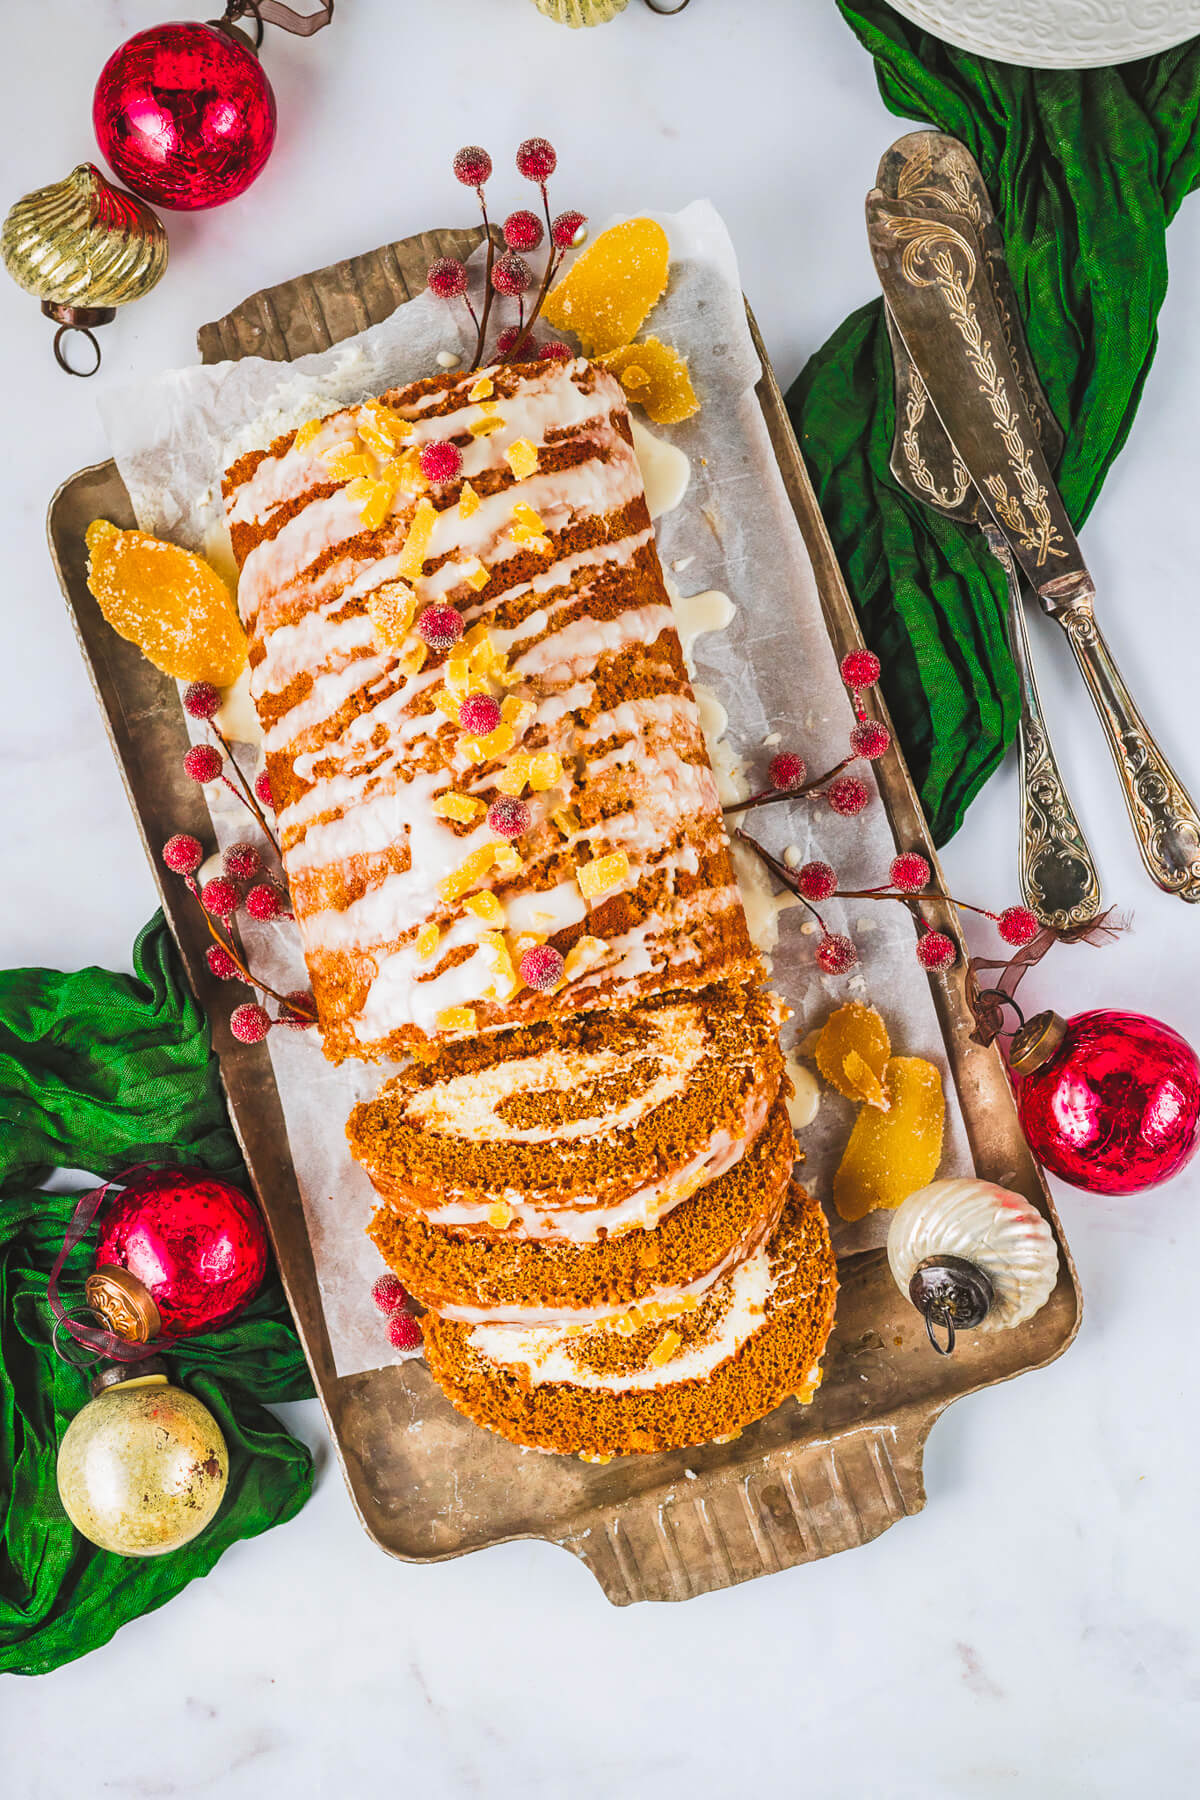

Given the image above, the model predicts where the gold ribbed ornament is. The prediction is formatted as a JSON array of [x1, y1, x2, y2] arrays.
[[530, 0, 630, 23], [1, 163, 168, 375]]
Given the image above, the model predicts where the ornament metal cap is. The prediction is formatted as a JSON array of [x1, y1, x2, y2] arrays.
[[89, 1356, 168, 1398], [85, 1265, 162, 1343], [908, 1255, 994, 1355], [1008, 1009, 1069, 1076]]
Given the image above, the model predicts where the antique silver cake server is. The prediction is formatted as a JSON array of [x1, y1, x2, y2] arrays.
[[876, 132, 1100, 928], [868, 182, 1200, 902]]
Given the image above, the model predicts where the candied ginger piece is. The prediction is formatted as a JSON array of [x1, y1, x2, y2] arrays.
[[398, 498, 437, 579], [433, 790, 483, 822], [293, 417, 325, 450], [497, 753, 532, 796], [438, 843, 495, 902], [505, 438, 539, 480], [816, 1002, 891, 1110], [324, 443, 373, 483], [488, 1200, 513, 1230], [468, 412, 506, 438], [833, 1056, 944, 1222], [578, 850, 630, 899], [493, 844, 523, 878], [432, 687, 462, 721], [475, 723, 516, 759], [458, 482, 481, 519], [461, 558, 490, 592], [84, 520, 246, 685], [563, 934, 606, 979], [528, 751, 563, 791], [415, 923, 441, 960], [648, 1328, 682, 1369], [365, 577, 415, 648], [398, 641, 428, 677], [464, 890, 504, 923], [543, 218, 670, 356], [599, 338, 699, 424], [437, 1006, 476, 1033], [480, 930, 518, 1000], [469, 374, 494, 401]]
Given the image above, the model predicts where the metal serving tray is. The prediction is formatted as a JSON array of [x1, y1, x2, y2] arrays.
[[47, 227, 1079, 1603]]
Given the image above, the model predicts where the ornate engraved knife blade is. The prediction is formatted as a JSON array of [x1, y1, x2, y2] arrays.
[[867, 187, 1200, 903]]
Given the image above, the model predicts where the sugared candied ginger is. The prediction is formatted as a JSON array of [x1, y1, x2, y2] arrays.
[[84, 520, 247, 685], [599, 337, 699, 424], [833, 1056, 945, 1222], [543, 217, 670, 356], [816, 1002, 891, 1110]]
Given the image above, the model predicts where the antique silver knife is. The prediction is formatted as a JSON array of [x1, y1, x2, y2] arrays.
[[868, 186, 1200, 901]]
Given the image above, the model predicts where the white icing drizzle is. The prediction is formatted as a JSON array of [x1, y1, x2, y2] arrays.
[[631, 418, 690, 519]]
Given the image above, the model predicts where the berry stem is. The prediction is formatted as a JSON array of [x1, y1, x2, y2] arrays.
[[722, 754, 856, 818], [185, 877, 316, 1020], [210, 724, 280, 850], [733, 830, 827, 931], [469, 200, 498, 371]]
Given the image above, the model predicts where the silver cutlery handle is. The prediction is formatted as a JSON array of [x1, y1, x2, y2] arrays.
[[985, 529, 1102, 927], [1057, 603, 1200, 900]]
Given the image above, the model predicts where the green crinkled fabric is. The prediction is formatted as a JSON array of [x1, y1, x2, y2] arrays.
[[0, 913, 314, 1678], [787, 1, 1200, 843]]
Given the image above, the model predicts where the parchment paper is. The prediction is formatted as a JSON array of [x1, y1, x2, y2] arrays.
[[102, 201, 973, 1379]]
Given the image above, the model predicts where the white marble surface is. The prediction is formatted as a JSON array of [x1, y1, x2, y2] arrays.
[[4, 1, 1200, 1791]]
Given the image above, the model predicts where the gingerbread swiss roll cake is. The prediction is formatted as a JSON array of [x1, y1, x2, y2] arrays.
[[223, 356, 758, 1063], [367, 1097, 797, 1327], [346, 982, 785, 1242], [420, 1183, 839, 1459]]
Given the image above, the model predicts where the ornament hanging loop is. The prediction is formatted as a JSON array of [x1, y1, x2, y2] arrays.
[[221, 0, 334, 40], [923, 1310, 957, 1356], [643, 0, 692, 11], [43, 302, 113, 377]]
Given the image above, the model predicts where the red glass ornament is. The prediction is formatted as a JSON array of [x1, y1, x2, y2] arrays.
[[1010, 1009, 1200, 1195], [93, 1167, 269, 1335], [93, 23, 276, 212]]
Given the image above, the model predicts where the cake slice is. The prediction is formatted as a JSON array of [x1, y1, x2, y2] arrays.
[[420, 1183, 839, 1458], [367, 1097, 796, 1326], [223, 356, 757, 1063], [346, 982, 784, 1242]]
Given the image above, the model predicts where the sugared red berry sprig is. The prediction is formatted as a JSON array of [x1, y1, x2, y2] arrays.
[[430, 139, 585, 371], [734, 832, 1039, 976], [183, 682, 279, 852], [159, 832, 315, 1038], [723, 652, 889, 821]]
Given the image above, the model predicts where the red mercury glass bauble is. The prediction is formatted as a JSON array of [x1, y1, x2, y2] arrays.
[[1010, 1009, 1200, 1195], [93, 1168, 269, 1336], [93, 23, 277, 212]]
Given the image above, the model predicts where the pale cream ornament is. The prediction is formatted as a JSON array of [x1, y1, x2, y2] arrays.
[[887, 1178, 1059, 1354]]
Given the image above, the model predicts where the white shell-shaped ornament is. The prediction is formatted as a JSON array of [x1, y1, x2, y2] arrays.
[[888, 1178, 1059, 1332]]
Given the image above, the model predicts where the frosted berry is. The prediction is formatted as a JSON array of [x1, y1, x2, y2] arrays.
[[840, 649, 881, 691], [889, 852, 931, 893], [453, 145, 492, 188], [492, 252, 533, 296], [997, 904, 1040, 947], [254, 770, 274, 808], [520, 944, 565, 992], [230, 1002, 271, 1044], [372, 1273, 407, 1314], [205, 944, 241, 981], [797, 860, 838, 902], [223, 841, 261, 883], [916, 930, 957, 971], [184, 744, 222, 784], [183, 680, 220, 720], [849, 719, 890, 760], [537, 341, 572, 361], [768, 751, 806, 790], [827, 774, 871, 817], [200, 876, 239, 919], [419, 440, 462, 483], [551, 209, 587, 248], [246, 882, 287, 921], [816, 933, 858, 975], [494, 326, 523, 357], [417, 605, 464, 651], [503, 208, 544, 251], [459, 694, 502, 736], [278, 989, 316, 1028], [162, 832, 203, 874], [427, 256, 468, 299], [386, 1309, 423, 1351], [487, 796, 530, 839], [516, 137, 557, 184]]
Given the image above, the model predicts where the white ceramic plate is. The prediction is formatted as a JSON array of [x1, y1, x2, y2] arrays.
[[885, 0, 1200, 69]]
